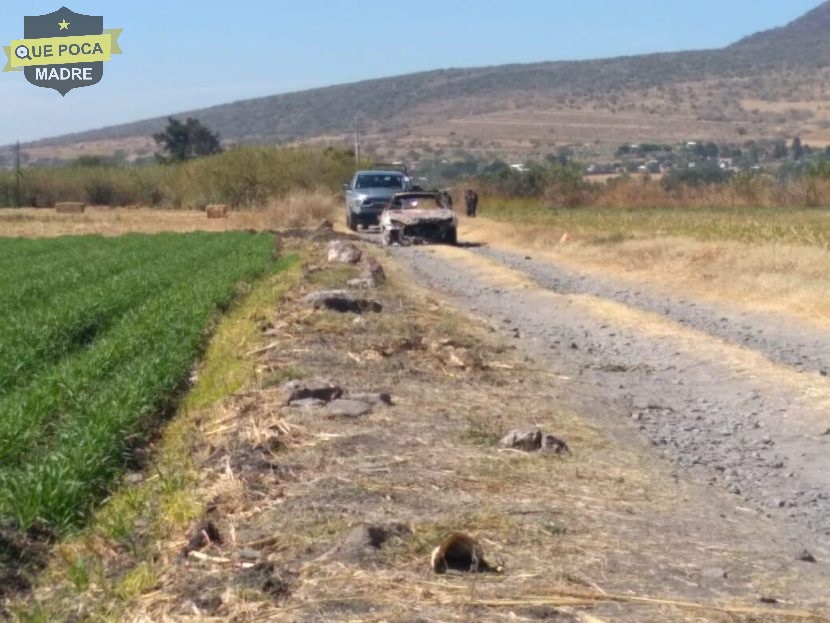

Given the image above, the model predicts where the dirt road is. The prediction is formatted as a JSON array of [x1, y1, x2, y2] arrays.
[[24, 230, 829, 621], [379, 236, 830, 560]]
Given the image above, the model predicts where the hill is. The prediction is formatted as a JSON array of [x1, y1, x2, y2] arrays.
[[8, 1, 830, 165]]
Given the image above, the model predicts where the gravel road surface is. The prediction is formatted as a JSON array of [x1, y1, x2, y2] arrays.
[[383, 240, 830, 561]]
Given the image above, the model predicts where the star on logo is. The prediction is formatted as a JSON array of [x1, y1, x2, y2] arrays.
[[58, 19, 70, 30]]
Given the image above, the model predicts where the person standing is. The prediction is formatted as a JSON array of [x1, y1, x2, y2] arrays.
[[464, 189, 478, 217]]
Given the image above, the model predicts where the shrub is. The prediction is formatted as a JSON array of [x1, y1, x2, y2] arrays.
[[0, 146, 356, 209], [662, 163, 731, 191]]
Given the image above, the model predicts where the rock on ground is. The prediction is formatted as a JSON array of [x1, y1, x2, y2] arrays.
[[348, 257, 386, 289], [337, 523, 411, 565], [348, 392, 393, 406], [281, 379, 343, 405], [327, 398, 372, 418], [301, 290, 383, 313], [327, 240, 362, 264], [500, 428, 570, 454]]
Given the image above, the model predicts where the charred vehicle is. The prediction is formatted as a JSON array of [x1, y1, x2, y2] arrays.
[[379, 191, 457, 246]]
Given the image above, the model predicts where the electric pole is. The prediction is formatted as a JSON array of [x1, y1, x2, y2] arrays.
[[15, 141, 21, 209], [353, 117, 360, 167]]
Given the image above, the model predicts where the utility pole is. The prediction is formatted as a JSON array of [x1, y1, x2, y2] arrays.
[[15, 141, 21, 209], [353, 117, 360, 167]]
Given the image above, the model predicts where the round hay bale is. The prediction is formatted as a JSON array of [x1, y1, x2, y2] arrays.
[[206, 204, 230, 218]]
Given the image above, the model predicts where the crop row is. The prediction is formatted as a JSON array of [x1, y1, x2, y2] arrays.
[[0, 231, 280, 530]]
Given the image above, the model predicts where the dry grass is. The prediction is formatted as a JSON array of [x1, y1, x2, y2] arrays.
[[16, 237, 828, 622], [245, 188, 338, 230], [0, 189, 338, 238], [483, 176, 830, 214], [460, 208, 830, 329]]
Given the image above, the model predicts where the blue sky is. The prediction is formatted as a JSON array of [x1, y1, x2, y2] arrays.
[[0, 0, 822, 145]]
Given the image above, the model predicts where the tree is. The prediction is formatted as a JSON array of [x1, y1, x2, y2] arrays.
[[745, 141, 760, 165], [791, 136, 804, 161], [771, 140, 788, 160], [153, 117, 222, 163]]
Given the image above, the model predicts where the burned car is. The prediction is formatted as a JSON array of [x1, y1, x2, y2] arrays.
[[379, 191, 457, 246]]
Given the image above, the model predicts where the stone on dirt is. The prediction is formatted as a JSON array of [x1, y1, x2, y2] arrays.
[[327, 240, 362, 264], [348, 392, 393, 406], [301, 290, 383, 313], [363, 257, 386, 284], [443, 346, 477, 369], [236, 562, 294, 599], [500, 428, 570, 455], [281, 379, 343, 405], [337, 523, 412, 565], [347, 257, 386, 288], [327, 398, 372, 418], [288, 397, 327, 409], [238, 547, 262, 561], [797, 549, 817, 563], [347, 257, 386, 289]]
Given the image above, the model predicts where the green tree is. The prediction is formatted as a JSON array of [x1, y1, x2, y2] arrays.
[[807, 156, 830, 179], [153, 117, 223, 163], [771, 140, 788, 160], [745, 141, 760, 165], [791, 136, 804, 161]]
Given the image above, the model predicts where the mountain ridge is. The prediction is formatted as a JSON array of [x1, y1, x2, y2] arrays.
[[10, 1, 830, 163]]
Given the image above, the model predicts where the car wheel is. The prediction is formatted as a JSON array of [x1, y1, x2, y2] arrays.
[[346, 212, 356, 231], [445, 228, 457, 245]]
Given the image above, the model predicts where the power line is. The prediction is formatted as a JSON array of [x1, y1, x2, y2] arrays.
[[354, 117, 360, 166], [15, 141, 21, 209]]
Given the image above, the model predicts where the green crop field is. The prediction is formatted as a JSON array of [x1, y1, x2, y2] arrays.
[[0, 231, 280, 532]]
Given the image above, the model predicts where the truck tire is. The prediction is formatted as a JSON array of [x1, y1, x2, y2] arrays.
[[445, 228, 457, 245], [346, 212, 357, 231]]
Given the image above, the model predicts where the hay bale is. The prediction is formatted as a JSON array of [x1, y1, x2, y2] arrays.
[[206, 204, 229, 219], [55, 202, 86, 214]]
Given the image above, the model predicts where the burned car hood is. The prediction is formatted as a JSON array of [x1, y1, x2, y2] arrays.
[[385, 208, 454, 225]]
